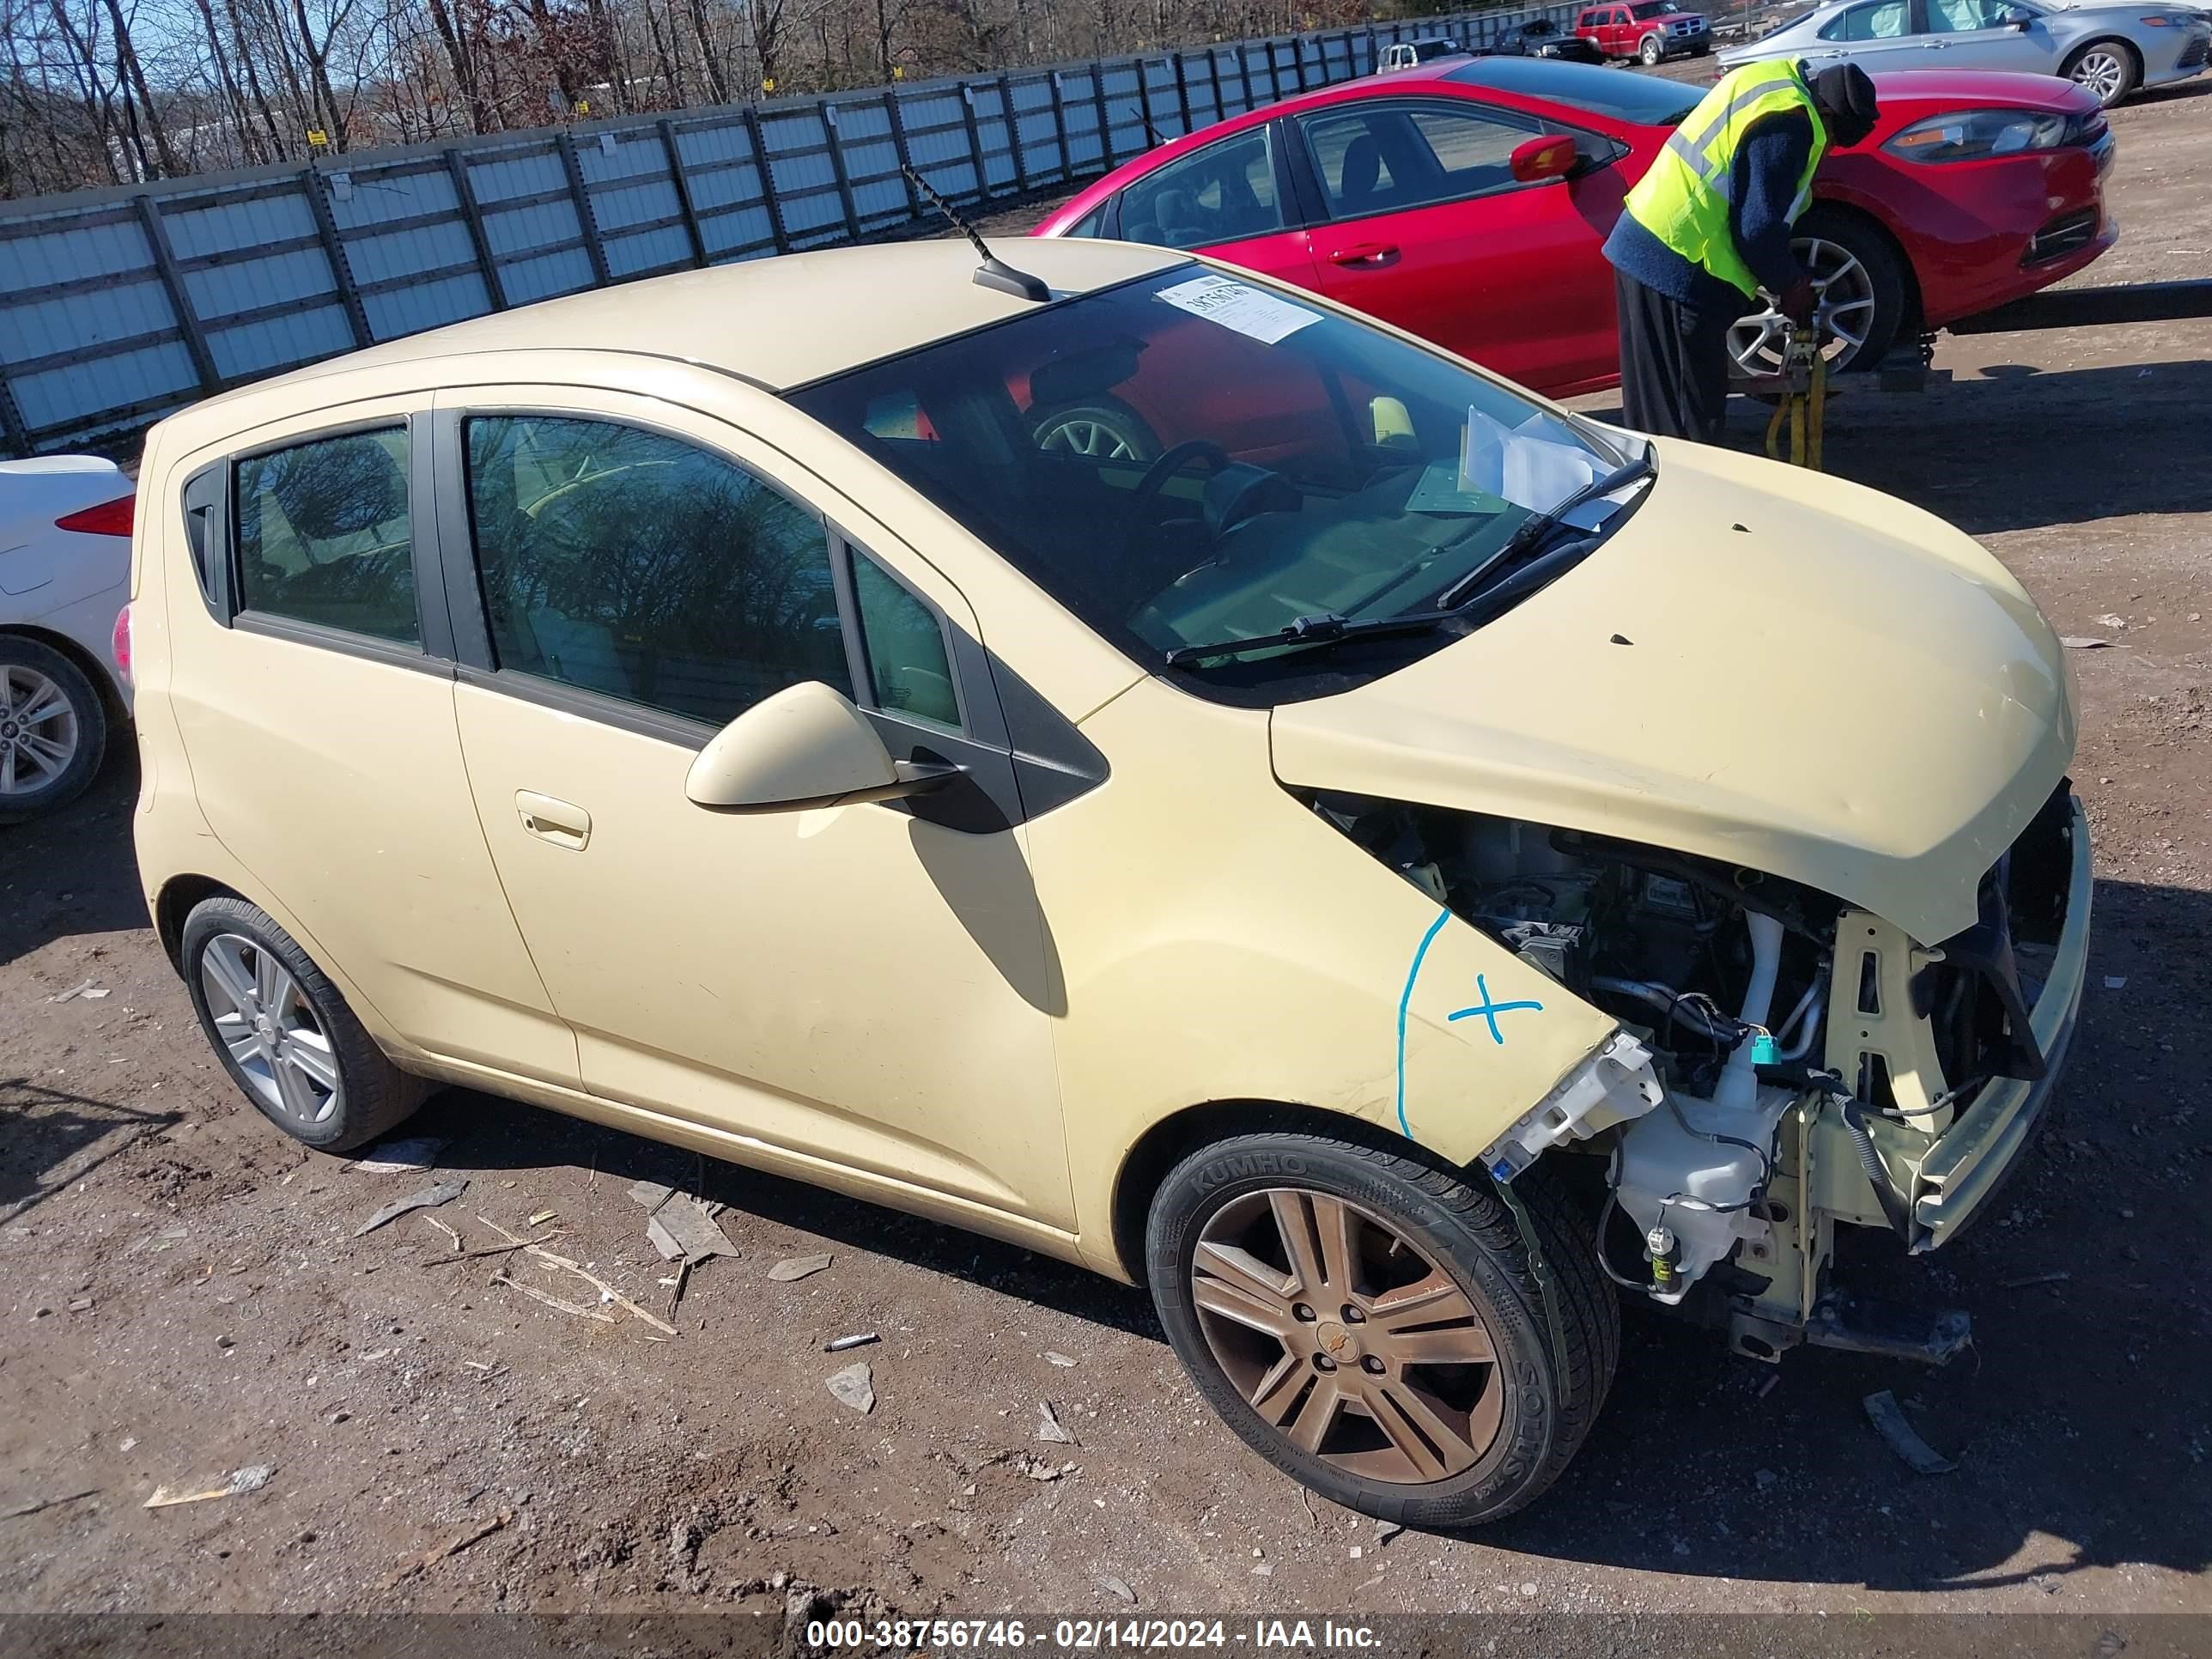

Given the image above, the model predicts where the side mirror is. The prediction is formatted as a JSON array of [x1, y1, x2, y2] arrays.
[[2009, 12, 2033, 27], [1510, 134, 1579, 185], [685, 680, 957, 812]]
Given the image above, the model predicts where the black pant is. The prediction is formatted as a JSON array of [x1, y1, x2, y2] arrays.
[[1613, 267, 1735, 445]]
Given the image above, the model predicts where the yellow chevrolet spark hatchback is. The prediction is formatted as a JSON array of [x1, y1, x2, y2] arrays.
[[126, 237, 2089, 1526]]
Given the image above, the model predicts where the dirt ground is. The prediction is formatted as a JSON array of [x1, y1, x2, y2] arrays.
[[3, 64, 2209, 1655]]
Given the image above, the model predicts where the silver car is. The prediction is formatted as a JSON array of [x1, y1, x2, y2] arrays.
[[1719, 0, 2211, 105]]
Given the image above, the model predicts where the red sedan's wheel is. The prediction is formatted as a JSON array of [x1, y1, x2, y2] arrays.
[[1729, 208, 1904, 379]]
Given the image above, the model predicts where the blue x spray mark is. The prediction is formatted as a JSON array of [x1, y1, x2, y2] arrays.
[[1394, 912, 1548, 1139], [1448, 974, 1546, 1046]]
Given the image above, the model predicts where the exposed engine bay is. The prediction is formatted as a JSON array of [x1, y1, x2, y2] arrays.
[[1310, 789, 2074, 1351]]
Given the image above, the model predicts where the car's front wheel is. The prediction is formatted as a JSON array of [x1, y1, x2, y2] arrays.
[[1639, 32, 1664, 63], [1146, 1132, 1617, 1528], [0, 636, 106, 824], [2062, 39, 2138, 106], [1728, 206, 1905, 379], [181, 896, 428, 1152]]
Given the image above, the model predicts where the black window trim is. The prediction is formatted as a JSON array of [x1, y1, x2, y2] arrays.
[[222, 410, 447, 666]]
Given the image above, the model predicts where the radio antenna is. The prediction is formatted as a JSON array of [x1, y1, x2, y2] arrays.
[[901, 163, 1051, 303]]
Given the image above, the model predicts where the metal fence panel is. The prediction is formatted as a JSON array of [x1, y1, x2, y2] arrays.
[[0, 2, 1579, 454]]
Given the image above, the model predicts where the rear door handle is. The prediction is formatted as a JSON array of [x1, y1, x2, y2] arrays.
[[1329, 242, 1400, 267], [516, 790, 591, 851]]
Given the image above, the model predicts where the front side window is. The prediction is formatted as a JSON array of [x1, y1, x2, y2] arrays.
[[1116, 130, 1284, 250], [1301, 105, 1538, 218], [234, 427, 418, 644], [463, 416, 848, 727], [852, 555, 959, 729], [1925, 0, 2014, 29], [789, 268, 1631, 706]]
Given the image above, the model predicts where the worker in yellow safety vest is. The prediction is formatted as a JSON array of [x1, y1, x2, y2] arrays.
[[1601, 58, 1880, 443]]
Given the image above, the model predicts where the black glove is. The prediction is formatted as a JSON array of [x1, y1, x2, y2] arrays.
[[1778, 276, 1820, 327]]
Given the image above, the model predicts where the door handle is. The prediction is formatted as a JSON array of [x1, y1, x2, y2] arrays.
[[516, 790, 591, 851], [1330, 242, 1400, 267]]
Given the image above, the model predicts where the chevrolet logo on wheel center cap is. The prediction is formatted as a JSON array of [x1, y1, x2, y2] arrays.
[[1316, 1321, 1359, 1361]]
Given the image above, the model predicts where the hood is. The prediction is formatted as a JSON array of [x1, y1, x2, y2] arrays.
[[1868, 69, 2100, 113], [1269, 439, 2074, 942]]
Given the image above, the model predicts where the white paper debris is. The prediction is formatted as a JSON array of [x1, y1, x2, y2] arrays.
[[1462, 405, 1601, 508], [347, 1137, 447, 1175]]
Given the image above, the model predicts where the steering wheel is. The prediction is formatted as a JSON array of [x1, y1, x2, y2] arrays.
[[1131, 440, 1232, 511]]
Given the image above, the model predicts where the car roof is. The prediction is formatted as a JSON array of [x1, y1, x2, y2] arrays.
[[196, 237, 1184, 403]]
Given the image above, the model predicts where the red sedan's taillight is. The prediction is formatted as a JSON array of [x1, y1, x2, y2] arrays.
[[112, 603, 133, 690], [56, 492, 136, 538]]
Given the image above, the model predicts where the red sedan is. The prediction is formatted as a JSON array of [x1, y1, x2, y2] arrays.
[[1032, 58, 2115, 400]]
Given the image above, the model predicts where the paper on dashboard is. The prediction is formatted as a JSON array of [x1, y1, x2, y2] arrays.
[[1461, 406, 1602, 508], [1157, 274, 1322, 345]]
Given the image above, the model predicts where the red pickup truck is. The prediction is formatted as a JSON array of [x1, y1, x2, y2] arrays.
[[1574, 0, 1711, 63]]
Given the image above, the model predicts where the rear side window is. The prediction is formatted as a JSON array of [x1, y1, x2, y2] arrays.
[[462, 415, 848, 728], [1823, 0, 1911, 37], [1117, 129, 1284, 250], [234, 427, 418, 644], [1061, 202, 1110, 239]]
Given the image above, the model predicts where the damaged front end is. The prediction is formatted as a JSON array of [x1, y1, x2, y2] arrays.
[[1309, 783, 2092, 1361]]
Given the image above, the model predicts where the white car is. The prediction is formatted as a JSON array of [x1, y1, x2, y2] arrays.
[[0, 456, 135, 822]]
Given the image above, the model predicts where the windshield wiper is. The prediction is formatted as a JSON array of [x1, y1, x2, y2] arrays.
[[1435, 447, 1654, 612], [1163, 447, 1654, 670], [1163, 607, 1464, 666]]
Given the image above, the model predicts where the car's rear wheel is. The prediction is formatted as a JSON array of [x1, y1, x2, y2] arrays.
[[181, 896, 428, 1152], [1031, 398, 1158, 463], [2063, 39, 2138, 106], [1146, 1132, 1617, 1527], [1639, 33, 1664, 63], [1728, 207, 1905, 379], [0, 636, 106, 825]]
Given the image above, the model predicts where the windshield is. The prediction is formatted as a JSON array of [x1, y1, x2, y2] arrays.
[[788, 268, 1636, 699], [1632, 1, 1682, 15], [1447, 58, 1703, 125]]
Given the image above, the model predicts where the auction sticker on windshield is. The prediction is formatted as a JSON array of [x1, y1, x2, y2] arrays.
[[1157, 273, 1320, 344]]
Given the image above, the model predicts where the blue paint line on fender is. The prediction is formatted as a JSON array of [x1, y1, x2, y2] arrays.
[[1394, 906, 1453, 1138]]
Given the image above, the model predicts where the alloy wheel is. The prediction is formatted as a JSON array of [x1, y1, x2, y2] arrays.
[[199, 933, 343, 1127], [1189, 1188, 1504, 1484], [2070, 48, 2127, 103], [1728, 234, 1877, 377], [1035, 412, 1148, 461], [0, 665, 80, 798]]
